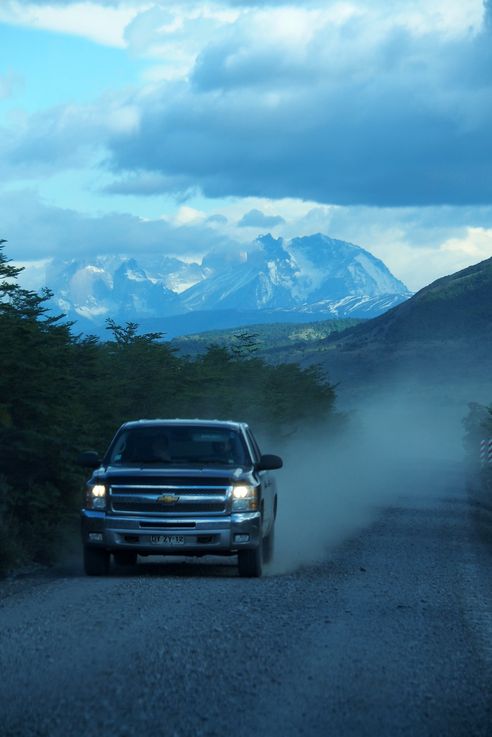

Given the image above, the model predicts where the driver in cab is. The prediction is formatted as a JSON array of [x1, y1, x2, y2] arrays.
[[151, 434, 171, 463]]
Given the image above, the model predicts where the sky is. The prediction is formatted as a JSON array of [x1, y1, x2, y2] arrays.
[[1, 0, 492, 291]]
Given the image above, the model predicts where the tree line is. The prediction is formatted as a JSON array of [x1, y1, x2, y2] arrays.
[[0, 242, 339, 572]]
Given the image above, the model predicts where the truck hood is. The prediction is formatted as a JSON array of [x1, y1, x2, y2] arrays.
[[93, 465, 254, 485]]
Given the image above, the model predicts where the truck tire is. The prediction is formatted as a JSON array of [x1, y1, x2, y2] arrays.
[[262, 524, 275, 564], [113, 551, 137, 567], [83, 546, 110, 576], [238, 546, 263, 578]]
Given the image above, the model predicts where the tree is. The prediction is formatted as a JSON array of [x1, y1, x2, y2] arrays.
[[0, 241, 80, 565], [101, 318, 182, 428], [231, 331, 260, 359]]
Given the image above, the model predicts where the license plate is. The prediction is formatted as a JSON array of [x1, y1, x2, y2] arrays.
[[150, 535, 185, 545]]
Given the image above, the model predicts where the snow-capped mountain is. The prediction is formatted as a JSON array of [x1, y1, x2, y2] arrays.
[[181, 234, 408, 311], [45, 234, 411, 331], [46, 255, 202, 322]]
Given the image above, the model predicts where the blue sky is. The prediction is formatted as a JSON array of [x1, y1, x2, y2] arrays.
[[1, 0, 492, 290]]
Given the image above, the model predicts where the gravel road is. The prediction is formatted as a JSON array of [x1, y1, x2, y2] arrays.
[[1, 464, 491, 737]]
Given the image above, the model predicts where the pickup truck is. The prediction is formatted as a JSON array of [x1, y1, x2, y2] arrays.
[[79, 419, 283, 577]]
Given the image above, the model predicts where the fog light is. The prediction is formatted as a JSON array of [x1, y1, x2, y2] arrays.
[[88, 532, 103, 542], [234, 534, 250, 543]]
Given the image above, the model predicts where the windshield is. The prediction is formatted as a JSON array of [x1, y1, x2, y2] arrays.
[[107, 425, 251, 467]]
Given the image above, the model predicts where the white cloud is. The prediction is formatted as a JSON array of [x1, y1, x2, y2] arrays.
[[0, 1, 144, 47], [441, 226, 492, 260], [122, 3, 239, 83], [105, 104, 140, 133], [173, 205, 206, 225], [380, 229, 492, 290], [0, 188, 234, 260], [12, 258, 51, 290], [76, 0, 488, 211], [321, 215, 492, 290], [398, 0, 484, 36]]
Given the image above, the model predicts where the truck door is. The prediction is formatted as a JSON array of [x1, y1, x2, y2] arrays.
[[245, 428, 274, 532]]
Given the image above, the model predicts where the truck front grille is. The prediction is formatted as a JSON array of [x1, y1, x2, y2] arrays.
[[112, 501, 225, 514], [109, 484, 230, 517]]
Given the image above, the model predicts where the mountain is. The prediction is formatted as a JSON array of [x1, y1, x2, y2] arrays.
[[45, 233, 411, 333], [180, 233, 408, 311], [46, 255, 202, 323], [264, 256, 492, 404]]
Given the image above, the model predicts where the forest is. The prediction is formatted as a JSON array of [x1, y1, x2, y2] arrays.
[[0, 242, 339, 572]]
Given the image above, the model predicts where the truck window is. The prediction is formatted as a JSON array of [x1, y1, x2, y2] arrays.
[[108, 426, 250, 467]]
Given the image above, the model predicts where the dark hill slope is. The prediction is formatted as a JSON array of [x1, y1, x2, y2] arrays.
[[264, 257, 492, 403], [353, 256, 492, 343]]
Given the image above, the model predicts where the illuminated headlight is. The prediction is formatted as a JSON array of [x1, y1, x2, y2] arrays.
[[231, 484, 258, 512], [86, 484, 107, 510]]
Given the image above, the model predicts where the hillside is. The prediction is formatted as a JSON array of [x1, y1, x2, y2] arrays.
[[262, 257, 492, 404], [347, 256, 492, 343], [170, 317, 362, 358]]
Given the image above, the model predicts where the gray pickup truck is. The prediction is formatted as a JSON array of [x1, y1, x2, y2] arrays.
[[80, 419, 282, 577]]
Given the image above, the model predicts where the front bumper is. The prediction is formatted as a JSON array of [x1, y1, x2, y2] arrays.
[[81, 510, 261, 555]]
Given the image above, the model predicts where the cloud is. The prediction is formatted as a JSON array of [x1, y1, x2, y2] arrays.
[[293, 204, 492, 252], [485, 0, 492, 25], [238, 208, 285, 227], [104, 171, 197, 198], [2, 189, 491, 292], [0, 96, 140, 181], [2, 0, 491, 209], [379, 226, 492, 290], [288, 205, 492, 290], [0, 189, 235, 261], [0, 2, 140, 47], [99, 2, 492, 207], [206, 213, 228, 224], [173, 205, 205, 225], [0, 0, 340, 7]]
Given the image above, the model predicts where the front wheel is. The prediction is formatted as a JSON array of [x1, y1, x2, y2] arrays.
[[83, 546, 110, 576], [262, 524, 275, 565], [238, 546, 263, 578]]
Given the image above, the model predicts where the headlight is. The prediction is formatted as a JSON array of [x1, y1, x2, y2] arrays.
[[231, 484, 258, 512], [86, 484, 107, 510]]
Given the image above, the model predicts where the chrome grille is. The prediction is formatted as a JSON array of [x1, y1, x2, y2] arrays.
[[109, 484, 230, 517], [112, 501, 225, 514]]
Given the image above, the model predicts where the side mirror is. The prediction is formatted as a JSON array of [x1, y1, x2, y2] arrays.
[[256, 454, 283, 471], [77, 450, 102, 469]]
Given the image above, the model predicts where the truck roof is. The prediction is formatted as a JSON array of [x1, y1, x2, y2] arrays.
[[120, 419, 248, 431]]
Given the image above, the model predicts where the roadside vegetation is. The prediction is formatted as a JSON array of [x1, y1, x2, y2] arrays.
[[171, 318, 361, 361], [0, 242, 339, 573]]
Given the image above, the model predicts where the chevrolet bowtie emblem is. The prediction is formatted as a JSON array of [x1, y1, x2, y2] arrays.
[[157, 494, 179, 504]]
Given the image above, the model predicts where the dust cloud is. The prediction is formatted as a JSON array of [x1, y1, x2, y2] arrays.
[[267, 384, 470, 574]]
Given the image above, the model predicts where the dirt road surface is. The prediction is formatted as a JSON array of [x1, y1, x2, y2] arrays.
[[1, 464, 491, 737]]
